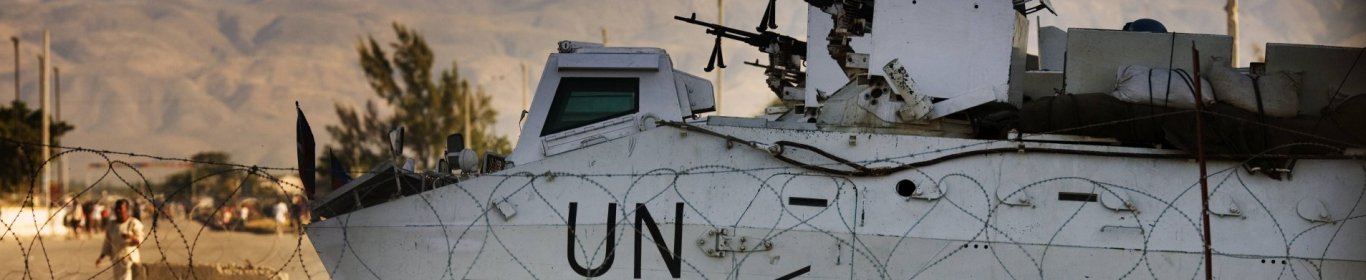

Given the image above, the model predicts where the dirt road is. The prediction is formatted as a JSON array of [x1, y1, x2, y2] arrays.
[[1, 217, 328, 279]]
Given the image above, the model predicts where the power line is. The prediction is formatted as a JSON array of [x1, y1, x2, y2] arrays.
[[0, 135, 298, 172]]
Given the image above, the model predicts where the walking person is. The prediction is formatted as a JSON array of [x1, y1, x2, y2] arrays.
[[237, 203, 251, 230], [289, 195, 309, 228], [67, 199, 86, 239], [130, 199, 142, 220], [90, 202, 106, 232], [81, 201, 96, 236], [95, 199, 144, 280], [273, 200, 289, 235]]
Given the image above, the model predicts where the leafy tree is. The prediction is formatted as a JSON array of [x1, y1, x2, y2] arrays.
[[324, 101, 388, 171], [326, 22, 511, 172], [153, 151, 244, 201], [0, 100, 74, 194]]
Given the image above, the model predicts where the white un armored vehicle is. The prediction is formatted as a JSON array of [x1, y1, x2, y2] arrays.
[[308, 0, 1366, 278]]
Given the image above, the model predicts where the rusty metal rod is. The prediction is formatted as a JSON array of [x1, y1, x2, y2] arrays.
[[1191, 42, 1214, 280]]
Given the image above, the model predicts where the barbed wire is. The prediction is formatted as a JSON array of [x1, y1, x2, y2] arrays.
[[0, 137, 298, 172], [2, 104, 1365, 279], [0, 143, 322, 279]]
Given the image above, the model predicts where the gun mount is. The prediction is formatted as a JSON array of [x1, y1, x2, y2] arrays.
[[806, 0, 876, 78], [674, 8, 807, 100]]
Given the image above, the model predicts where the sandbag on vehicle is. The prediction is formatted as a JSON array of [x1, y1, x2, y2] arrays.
[[1018, 93, 1366, 179], [1254, 71, 1302, 117], [1205, 57, 1300, 117], [1110, 64, 1215, 109]]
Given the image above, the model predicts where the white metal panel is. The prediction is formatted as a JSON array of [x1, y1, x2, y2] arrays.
[[556, 53, 660, 71], [509, 55, 563, 165], [541, 115, 636, 156], [1009, 14, 1029, 107], [1024, 70, 1063, 99], [1038, 26, 1067, 71], [869, 0, 1017, 106], [804, 6, 874, 103], [1064, 29, 1232, 94], [674, 71, 715, 114]]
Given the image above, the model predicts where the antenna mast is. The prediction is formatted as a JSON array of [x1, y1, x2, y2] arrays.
[[10, 36, 16, 103], [520, 63, 529, 125], [715, 0, 724, 115], [39, 30, 50, 208], [1227, 0, 1239, 64]]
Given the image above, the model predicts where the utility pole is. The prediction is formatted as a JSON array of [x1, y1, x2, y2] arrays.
[[462, 84, 472, 149], [190, 167, 196, 204], [39, 30, 50, 208], [55, 67, 62, 197], [1226, 0, 1239, 65], [716, 0, 725, 115], [11, 36, 17, 103], [520, 63, 529, 125]]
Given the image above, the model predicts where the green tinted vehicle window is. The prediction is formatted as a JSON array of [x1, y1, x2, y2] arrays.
[[541, 77, 639, 136]]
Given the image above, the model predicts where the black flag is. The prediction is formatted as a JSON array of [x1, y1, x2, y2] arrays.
[[296, 102, 317, 199]]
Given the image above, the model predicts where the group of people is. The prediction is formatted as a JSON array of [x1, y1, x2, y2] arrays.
[[62, 197, 149, 239], [51, 194, 309, 279], [207, 195, 309, 234]]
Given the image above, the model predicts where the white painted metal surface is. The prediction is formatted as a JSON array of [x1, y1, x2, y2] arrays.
[[869, 0, 1019, 117], [311, 2, 1366, 279], [310, 125, 1366, 279], [804, 6, 874, 104], [1038, 26, 1067, 71]]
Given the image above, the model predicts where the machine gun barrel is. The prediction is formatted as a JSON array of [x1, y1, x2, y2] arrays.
[[676, 14, 808, 54], [674, 14, 765, 47]]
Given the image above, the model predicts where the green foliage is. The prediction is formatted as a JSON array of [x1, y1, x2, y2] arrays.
[[324, 101, 388, 172], [326, 22, 511, 172], [152, 151, 257, 201], [0, 100, 74, 194], [191, 151, 234, 180]]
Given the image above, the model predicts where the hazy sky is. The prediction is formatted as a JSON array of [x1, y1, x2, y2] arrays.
[[0, 0, 1361, 180]]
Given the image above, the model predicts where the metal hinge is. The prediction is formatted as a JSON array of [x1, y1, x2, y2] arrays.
[[697, 229, 773, 258]]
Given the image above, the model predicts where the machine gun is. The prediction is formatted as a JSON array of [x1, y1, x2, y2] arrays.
[[674, 0, 807, 98], [805, 0, 876, 78]]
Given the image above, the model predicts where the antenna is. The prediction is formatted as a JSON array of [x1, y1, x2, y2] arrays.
[[520, 63, 529, 124]]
